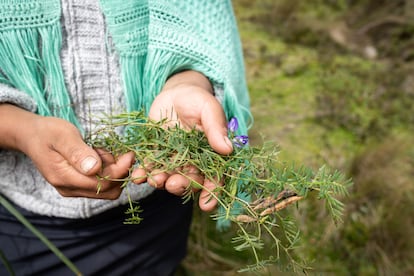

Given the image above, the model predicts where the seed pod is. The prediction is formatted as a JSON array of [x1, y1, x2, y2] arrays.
[[253, 196, 278, 211], [260, 196, 303, 216], [235, 214, 257, 223]]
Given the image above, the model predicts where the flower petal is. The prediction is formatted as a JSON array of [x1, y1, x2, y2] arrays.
[[233, 135, 249, 148], [227, 117, 239, 133]]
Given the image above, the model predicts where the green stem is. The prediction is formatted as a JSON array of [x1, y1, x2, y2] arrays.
[[238, 222, 260, 264], [0, 194, 82, 276], [0, 248, 15, 276]]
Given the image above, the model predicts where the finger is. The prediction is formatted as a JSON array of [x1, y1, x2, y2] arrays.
[[57, 181, 122, 200], [95, 148, 116, 165], [165, 173, 204, 196], [199, 178, 222, 212], [49, 164, 122, 198], [55, 169, 123, 197], [100, 151, 135, 180], [200, 97, 233, 155], [182, 165, 204, 191], [182, 165, 201, 178], [130, 159, 161, 185], [86, 151, 134, 196], [43, 150, 128, 198], [131, 166, 148, 184], [53, 124, 102, 176], [115, 151, 136, 173], [147, 169, 169, 189]]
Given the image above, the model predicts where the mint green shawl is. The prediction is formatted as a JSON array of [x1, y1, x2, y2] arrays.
[[0, 0, 252, 229], [0, 0, 251, 134]]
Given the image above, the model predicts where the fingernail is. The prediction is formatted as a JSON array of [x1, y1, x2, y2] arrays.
[[81, 156, 98, 173], [224, 136, 233, 149]]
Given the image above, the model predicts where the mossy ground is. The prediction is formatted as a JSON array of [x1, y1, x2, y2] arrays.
[[182, 1, 414, 275]]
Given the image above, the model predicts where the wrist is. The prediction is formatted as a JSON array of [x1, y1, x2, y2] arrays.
[[0, 104, 39, 152]]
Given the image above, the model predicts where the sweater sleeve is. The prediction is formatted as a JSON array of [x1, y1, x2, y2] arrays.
[[0, 83, 37, 112]]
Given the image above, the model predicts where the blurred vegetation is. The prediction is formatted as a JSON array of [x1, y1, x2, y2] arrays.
[[180, 0, 414, 275]]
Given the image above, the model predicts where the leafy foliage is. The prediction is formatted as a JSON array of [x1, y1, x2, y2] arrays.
[[87, 110, 351, 272], [233, 1, 414, 274]]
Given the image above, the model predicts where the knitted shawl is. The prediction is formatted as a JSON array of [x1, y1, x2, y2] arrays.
[[0, 0, 251, 226], [0, 0, 251, 133]]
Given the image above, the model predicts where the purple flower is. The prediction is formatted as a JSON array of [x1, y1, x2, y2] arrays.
[[227, 117, 239, 133], [233, 135, 249, 148], [227, 117, 249, 147]]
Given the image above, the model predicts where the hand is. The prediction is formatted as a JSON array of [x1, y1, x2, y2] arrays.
[[131, 71, 233, 211], [0, 104, 134, 199]]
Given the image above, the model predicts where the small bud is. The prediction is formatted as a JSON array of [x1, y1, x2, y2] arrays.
[[227, 117, 239, 133]]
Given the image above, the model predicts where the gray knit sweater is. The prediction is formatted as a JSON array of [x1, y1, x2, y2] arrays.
[[0, 0, 251, 219], [0, 0, 156, 218]]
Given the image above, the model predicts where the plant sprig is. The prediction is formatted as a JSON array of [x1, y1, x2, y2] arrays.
[[86, 110, 352, 273]]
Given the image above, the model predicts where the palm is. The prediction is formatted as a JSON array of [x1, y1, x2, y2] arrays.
[[132, 82, 234, 211], [149, 84, 215, 131]]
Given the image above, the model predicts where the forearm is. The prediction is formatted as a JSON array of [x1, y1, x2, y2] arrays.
[[0, 103, 38, 151]]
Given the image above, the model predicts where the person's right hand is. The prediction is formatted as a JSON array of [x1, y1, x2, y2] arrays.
[[0, 104, 134, 199]]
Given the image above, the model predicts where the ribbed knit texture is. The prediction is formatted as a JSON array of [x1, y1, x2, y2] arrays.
[[0, 0, 251, 222], [0, 83, 37, 112], [0, 0, 156, 219]]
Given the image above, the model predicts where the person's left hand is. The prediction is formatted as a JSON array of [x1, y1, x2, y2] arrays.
[[131, 70, 233, 212]]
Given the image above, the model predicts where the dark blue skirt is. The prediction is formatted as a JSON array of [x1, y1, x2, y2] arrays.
[[0, 190, 193, 276]]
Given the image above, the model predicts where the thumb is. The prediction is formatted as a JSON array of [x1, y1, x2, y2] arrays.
[[201, 100, 233, 155], [54, 126, 102, 175]]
